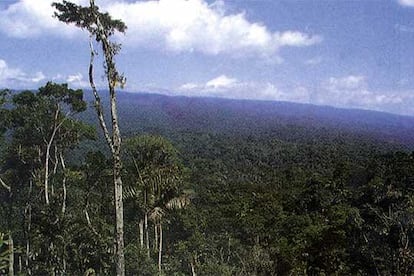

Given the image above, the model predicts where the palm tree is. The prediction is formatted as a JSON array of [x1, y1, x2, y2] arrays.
[[123, 135, 190, 274]]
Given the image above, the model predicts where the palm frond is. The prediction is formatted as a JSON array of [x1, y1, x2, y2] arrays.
[[149, 207, 165, 222], [165, 194, 191, 210], [123, 185, 142, 200]]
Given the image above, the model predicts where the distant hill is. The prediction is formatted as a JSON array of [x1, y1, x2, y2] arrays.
[[79, 91, 414, 150]]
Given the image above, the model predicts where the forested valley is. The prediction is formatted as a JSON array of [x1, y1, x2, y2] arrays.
[[1, 85, 414, 275]]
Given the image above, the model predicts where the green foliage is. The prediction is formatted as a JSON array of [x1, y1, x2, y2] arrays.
[[2, 85, 414, 274], [52, 0, 126, 38], [124, 134, 179, 170], [125, 244, 158, 275], [0, 89, 10, 135]]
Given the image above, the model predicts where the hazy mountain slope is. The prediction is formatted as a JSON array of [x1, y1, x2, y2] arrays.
[[111, 93, 414, 147], [80, 91, 414, 149]]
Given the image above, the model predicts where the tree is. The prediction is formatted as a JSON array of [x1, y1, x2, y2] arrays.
[[123, 135, 190, 274], [53, 1, 127, 274], [350, 152, 414, 275], [2, 83, 92, 275]]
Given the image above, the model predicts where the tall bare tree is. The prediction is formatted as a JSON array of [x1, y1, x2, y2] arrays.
[[53, 1, 127, 274]]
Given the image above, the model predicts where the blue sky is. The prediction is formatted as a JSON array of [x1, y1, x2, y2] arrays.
[[0, 0, 414, 116]]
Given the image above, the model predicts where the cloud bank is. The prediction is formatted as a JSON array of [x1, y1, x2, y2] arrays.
[[0, 0, 81, 38], [0, 58, 90, 89], [109, 0, 321, 55], [178, 74, 414, 115], [0, 59, 45, 88], [398, 0, 414, 7], [0, 0, 321, 57], [179, 75, 311, 103]]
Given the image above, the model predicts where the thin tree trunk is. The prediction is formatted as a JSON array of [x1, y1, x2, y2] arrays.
[[87, 2, 125, 274], [154, 224, 158, 251], [59, 152, 66, 216], [8, 231, 14, 276], [25, 179, 33, 275], [88, 37, 114, 153], [145, 213, 150, 257], [139, 219, 144, 248], [191, 258, 196, 276], [44, 107, 61, 205], [59, 152, 67, 274], [111, 88, 124, 276], [44, 142, 51, 205], [158, 224, 162, 274], [113, 160, 124, 276], [25, 206, 31, 276], [110, 73, 124, 276]]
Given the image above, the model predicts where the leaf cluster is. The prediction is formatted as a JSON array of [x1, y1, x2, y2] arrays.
[[52, 0, 126, 40]]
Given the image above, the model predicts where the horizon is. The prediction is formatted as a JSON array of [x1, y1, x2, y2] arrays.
[[1, 0, 413, 116]]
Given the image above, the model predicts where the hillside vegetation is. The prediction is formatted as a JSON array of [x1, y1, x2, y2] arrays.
[[1, 88, 414, 275]]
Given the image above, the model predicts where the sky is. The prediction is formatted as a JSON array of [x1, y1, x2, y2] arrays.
[[0, 0, 414, 116]]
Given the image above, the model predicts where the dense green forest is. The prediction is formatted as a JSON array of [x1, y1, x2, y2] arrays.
[[1, 83, 414, 275]]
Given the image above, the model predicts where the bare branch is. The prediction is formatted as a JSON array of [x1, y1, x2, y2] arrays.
[[88, 35, 115, 154], [60, 151, 67, 216], [0, 176, 11, 193], [84, 209, 99, 236]]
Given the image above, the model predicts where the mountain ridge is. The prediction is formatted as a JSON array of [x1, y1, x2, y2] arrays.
[[76, 90, 414, 149]]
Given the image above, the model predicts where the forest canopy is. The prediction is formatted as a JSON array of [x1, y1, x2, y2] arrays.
[[1, 83, 414, 275]]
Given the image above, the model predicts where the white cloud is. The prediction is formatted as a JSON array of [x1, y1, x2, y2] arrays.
[[66, 72, 89, 88], [31, 72, 46, 83], [318, 75, 408, 113], [0, 0, 321, 57], [274, 31, 322, 47], [398, 0, 414, 7], [0, 59, 45, 88], [109, 0, 321, 56], [206, 75, 237, 89], [179, 82, 199, 91], [305, 57, 323, 65], [179, 75, 311, 103], [0, 59, 89, 89], [326, 75, 366, 91], [158, 74, 414, 115], [0, 0, 82, 38]]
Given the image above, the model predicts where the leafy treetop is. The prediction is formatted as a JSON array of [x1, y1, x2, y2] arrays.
[[52, 0, 126, 41]]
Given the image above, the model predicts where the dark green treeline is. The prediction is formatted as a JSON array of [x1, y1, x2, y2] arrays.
[[1, 85, 413, 275]]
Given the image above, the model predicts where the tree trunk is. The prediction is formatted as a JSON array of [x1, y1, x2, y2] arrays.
[[139, 219, 144, 248], [60, 152, 66, 216], [84, 2, 125, 274], [154, 224, 158, 251], [158, 224, 162, 275], [44, 142, 51, 205], [44, 108, 61, 205], [8, 232, 14, 276], [101, 4, 125, 273], [145, 213, 150, 257], [114, 164, 124, 276], [19, 256, 22, 273], [190, 258, 196, 276], [25, 206, 31, 276], [25, 179, 33, 275], [110, 73, 125, 276]]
